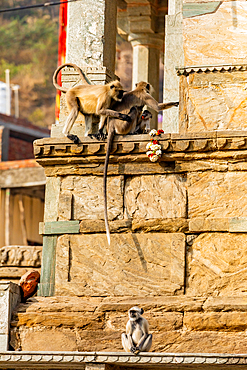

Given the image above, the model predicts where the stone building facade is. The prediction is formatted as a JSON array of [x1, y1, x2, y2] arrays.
[[2, 0, 247, 364]]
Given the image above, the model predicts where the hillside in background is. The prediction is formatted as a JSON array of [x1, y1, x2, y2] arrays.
[[0, 0, 59, 128], [0, 0, 135, 128]]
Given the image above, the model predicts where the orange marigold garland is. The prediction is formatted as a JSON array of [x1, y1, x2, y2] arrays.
[[146, 129, 164, 162]]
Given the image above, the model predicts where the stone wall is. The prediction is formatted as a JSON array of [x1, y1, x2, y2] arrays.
[[9, 131, 247, 353]]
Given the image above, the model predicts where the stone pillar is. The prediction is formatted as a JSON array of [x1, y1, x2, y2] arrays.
[[52, 0, 118, 138], [66, 0, 117, 71], [129, 35, 163, 129], [0, 282, 20, 350], [163, 0, 184, 133]]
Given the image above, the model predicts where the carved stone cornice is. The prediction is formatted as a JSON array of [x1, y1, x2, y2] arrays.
[[33, 131, 247, 167], [176, 64, 247, 76], [0, 351, 247, 368]]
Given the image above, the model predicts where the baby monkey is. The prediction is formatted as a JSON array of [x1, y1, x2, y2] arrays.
[[134, 109, 152, 134], [122, 306, 152, 354]]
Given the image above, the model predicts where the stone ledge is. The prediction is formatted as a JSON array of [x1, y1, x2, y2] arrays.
[[0, 351, 247, 368], [33, 131, 247, 163]]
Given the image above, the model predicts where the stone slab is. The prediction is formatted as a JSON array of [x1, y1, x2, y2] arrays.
[[61, 175, 124, 221], [187, 233, 247, 297], [55, 233, 185, 296], [188, 172, 247, 219], [124, 175, 187, 220], [184, 312, 247, 331]]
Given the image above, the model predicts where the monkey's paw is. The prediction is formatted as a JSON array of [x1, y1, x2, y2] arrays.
[[67, 134, 80, 144], [130, 346, 137, 354], [119, 114, 132, 123]]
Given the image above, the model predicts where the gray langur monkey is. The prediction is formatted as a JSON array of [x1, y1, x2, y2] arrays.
[[53, 63, 131, 143], [122, 306, 152, 354], [134, 109, 152, 134], [96, 81, 178, 140]]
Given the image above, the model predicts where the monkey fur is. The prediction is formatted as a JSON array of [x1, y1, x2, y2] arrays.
[[53, 63, 131, 143], [122, 306, 152, 354], [102, 81, 179, 244], [134, 109, 152, 134]]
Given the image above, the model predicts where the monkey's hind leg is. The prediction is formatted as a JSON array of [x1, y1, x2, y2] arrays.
[[138, 334, 152, 353], [121, 333, 135, 353], [63, 102, 80, 144]]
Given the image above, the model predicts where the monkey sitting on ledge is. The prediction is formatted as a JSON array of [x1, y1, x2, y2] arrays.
[[122, 306, 152, 354]]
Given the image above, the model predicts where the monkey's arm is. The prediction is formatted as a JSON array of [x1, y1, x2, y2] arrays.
[[126, 321, 136, 351], [158, 101, 179, 110], [97, 108, 132, 122], [144, 95, 179, 112]]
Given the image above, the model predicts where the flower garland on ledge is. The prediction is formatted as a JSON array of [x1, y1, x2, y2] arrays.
[[146, 129, 164, 162]]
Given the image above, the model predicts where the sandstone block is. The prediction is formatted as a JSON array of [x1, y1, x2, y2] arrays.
[[44, 177, 61, 222], [124, 175, 187, 219], [203, 297, 247, 312], [156, 331, 247, 354], [187, 233, 247, 296], [184, 312, 247, 331], [55, 233, 185, 296], [183, 2, 247, 66], [63, 175, 124, 221], [58, 191, 72, 220], [188, 172, 247, 219], [98, 296, 205, 313]]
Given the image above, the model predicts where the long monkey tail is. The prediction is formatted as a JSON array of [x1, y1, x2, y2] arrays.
[[103, 129, 115, 246], [52, 63, 92, 93]]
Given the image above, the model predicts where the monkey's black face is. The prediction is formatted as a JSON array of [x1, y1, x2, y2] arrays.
[[117, 90, 124, 100], [129, 310, 139, 320]]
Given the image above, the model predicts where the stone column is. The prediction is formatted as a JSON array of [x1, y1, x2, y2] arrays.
[[129, 34, 163, 129], [163, 0, 184, 133], [52, 0, 118, 138]]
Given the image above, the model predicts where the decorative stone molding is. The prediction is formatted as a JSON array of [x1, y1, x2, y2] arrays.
[[33, 131, 247, 164], [176, 64, 247, 76], [0, 246, 42, 267], [0, 351, 247, 368]]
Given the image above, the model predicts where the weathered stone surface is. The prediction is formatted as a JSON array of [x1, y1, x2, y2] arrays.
[[44, 177, 61, 222], [124, 175, 187, 219], [157, 331, 247, 353], [188, 172, 247, 219], [0, 246, 42, 267], [58, 191, 72, 220], [97, 296, 205, 313], [183, 2, 247, 66], [132, 218, 188, 233], [203, 297, 247, 312], [187, 233, 247, 296], [61, 175, 124, 221], [55, 233, 185, 296], [184, 312, 247, 331], [189, 218, 229, 232]]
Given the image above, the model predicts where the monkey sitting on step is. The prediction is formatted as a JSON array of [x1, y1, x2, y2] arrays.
[[53, 63, 131, 143], [122, 306, 152, 354]]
